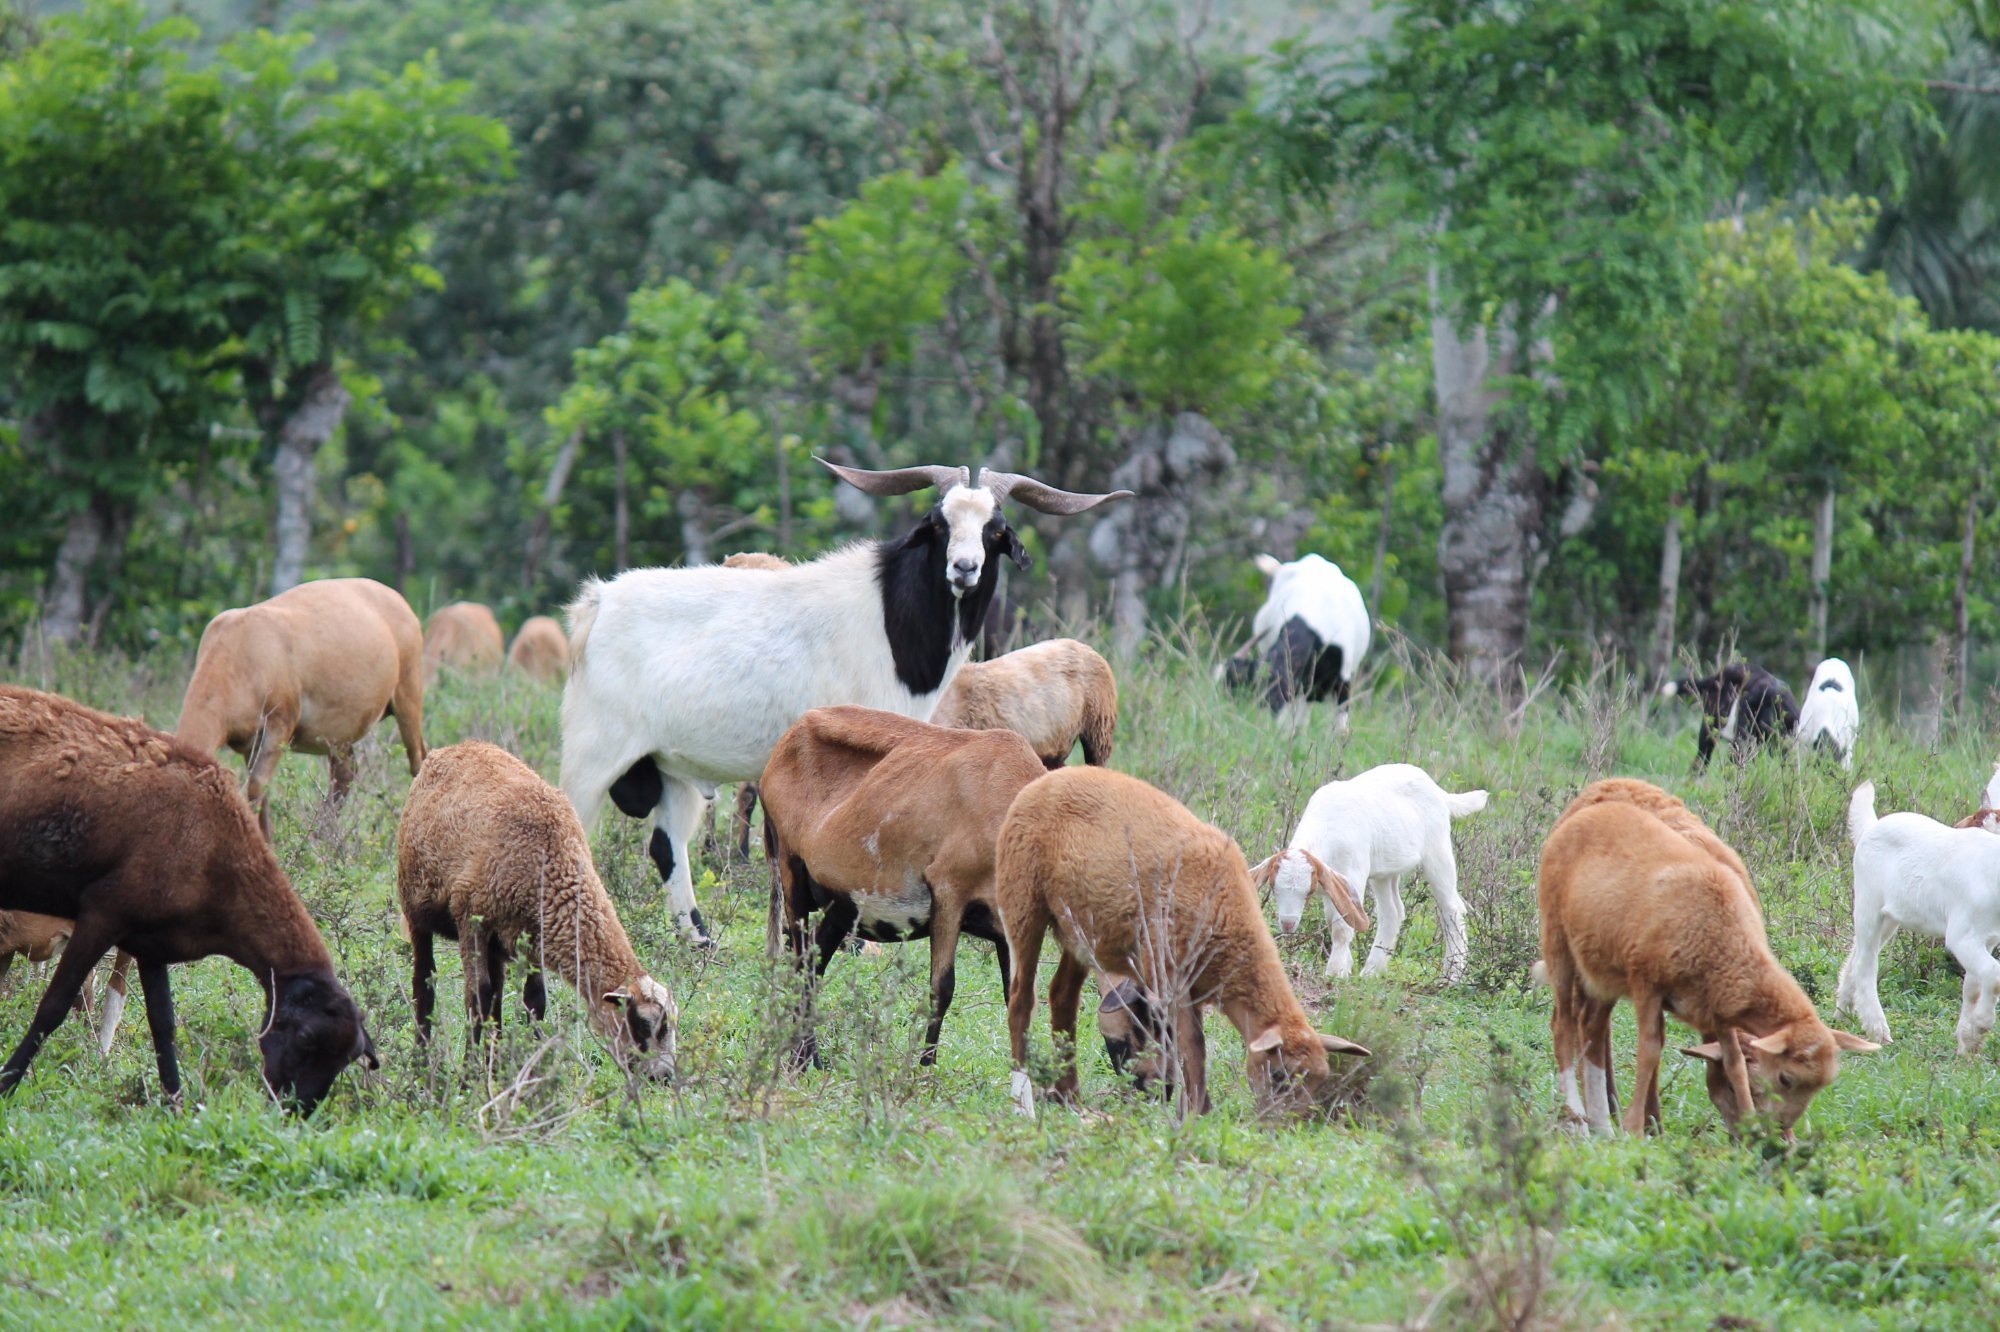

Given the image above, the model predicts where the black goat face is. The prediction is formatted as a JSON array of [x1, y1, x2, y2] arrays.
[[260, 971, 376, 1116]]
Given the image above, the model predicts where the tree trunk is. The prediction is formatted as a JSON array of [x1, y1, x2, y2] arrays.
[[268, 365, 351, 597], [42, 495, 110, 646], [1090, 413, 1236, 659], [677, 491, 711, 566], [1370, 455, 1396, 612], [611, 429, 630, 573], [1809, 484, 1834, 664], [776, 428, 793, 556], [83, 501, 135, 645], [1432, 283, 1549, 690], [523, 425, 584, 589], [1648, 499, 1683, 684], [1956, 488, 1978, 716], [394, 512, 415, 595]]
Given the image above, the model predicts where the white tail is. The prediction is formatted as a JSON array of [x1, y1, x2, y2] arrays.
[[1445, 788, 1490, 819], [1983, 762, 2000, 813], [1847, 781, 1879, 845]]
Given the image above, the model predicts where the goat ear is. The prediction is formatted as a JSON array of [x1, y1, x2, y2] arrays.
[[1002, 527, 1032, 572], [1747, 1028, 1791, 1056], [1830, 1028, 1881, 1053], [1306, 852, 1371, 931], [1318, 1033, 1370, 1058], [1679, 1041, 1726, 1063], [602, 987, 634, 1007], [355, 1024, 381, 1071], [1253, 553, 1282, 578], [1247, 1026, 1285, 1054], [1098, 979, 1141, 1014], [1247, 853, 1281, 890]]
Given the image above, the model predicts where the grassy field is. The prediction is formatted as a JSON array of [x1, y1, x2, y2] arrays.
[[2, 640, 1998, 1329]]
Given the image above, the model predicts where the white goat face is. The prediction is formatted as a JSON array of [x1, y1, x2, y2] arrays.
[[605, 976, 679, 1081], [1272, 850, 1314, 934], [940, 484, 999, 596]]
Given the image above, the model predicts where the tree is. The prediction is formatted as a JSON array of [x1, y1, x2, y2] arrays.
[[1269, 0, 1924, 686]]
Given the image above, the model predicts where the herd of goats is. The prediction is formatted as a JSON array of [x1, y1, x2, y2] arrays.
[[1, 458, 1997, 1138]]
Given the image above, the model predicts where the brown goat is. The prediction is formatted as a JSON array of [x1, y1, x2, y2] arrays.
[[721, 551, 790, 571], [0, 686, 377, 1112], [930, 638, 1118, 768], [994, 766, 1370, 1118], [1538, 778, 1875, 1138], [506, 615, 570, 685], [178, 577, 427, 836], [423, 601, 505, 685]]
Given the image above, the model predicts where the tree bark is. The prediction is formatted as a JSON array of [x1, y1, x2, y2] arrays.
[[1090, 413, 1235, 659], [268, 365, 351, 597], [828, 364, 883, 530], [42, 495, 110, 646], [1648, 499, 1683, 684], [1432, 284, 1549, 691], [1809, 484, 1835, 664], [611, 429, 630, 573], [394, 512, 415, 595], [1956, 488, 1978, 716], [677, 491, 711, 566], [523, 425, 584, 589]]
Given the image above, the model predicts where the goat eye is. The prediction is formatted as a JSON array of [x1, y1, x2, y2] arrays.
[[1777, 1072, 1796, 1090]]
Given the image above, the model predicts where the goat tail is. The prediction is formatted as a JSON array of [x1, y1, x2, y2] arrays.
[[1529, 960, 1549, 989], [1847, 780, 1879, 845], [564, 578, 605, 670], [1079, 693, 1117, 768], [1444, 788, 1490, 819]]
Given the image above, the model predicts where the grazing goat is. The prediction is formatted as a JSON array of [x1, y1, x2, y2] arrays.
[[1254, 763, 1485, 983], [1954, 762, 2000, 833], [1539, 778, 1874, 1138], [930, 638, 1118, 768], [1660, 662, 1798, 768], [507, 615, 570, 685], [178, 577, 427, 837], [423, 601, 505, 685], [995, 767, 1371, 1118], [560, 460, 1129, 944], [1218, 554, 1371, 730], [721, 551, 790, 571], [398, 742, 677, 1077], [0, 686, 378, 1113], [1795, 657, 1860, 769], [1839, 781, 2000, 1055]]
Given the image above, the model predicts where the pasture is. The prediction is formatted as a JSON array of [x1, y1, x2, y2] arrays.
[[2, 642, 1997, 1330]]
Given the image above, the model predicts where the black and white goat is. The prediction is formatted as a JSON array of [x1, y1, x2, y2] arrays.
[[1217, 554, 1371, 730], [559, 460, 1130, 943], [1796, 656, 1860, 769], [1661, 662, 1799, 768]]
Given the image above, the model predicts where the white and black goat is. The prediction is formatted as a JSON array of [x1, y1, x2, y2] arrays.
[[559, 460, 1130, 943], [1218, 554, 1371, 731], [1661, 662, 1799, 768], [1796, 657, 1860, 770]]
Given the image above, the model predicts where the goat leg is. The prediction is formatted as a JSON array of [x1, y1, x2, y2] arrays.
[[0, 920, 113, 1096], [137, 958, 182, 1104]]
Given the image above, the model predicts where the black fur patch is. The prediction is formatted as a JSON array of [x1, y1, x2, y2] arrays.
[[1264, 616, 1346, 711], [648, 827, 677, 882], [626, 1007, 655, 1047], [1818, 678, 1844, 692], [875, 508, 1012, 695], [610, 757, 663, 818]]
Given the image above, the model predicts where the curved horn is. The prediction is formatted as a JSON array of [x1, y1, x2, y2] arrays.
[[815, 456, 968, 497], [977, 468, 1135, 515]]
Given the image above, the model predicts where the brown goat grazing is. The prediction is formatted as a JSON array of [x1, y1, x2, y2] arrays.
[[178, 577, 427, 836], [507, 615, 570, 685], [1551, 776, 1756, 905], [0, 686, 377, 1112], [930, 638, 1118, 768], [423, 601, 505, 685], [398, 742, 677, 1077], [994, 766, 1370, 1118], [1538, 779, 1875, 1138], [721, 551, 790, 571]]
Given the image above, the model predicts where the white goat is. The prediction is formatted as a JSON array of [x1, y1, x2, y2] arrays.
[[1218, 554, 1370, 731], [1839, 780, 2000, 1054], [559, 461, 1129, 943], [1796, 657, 1860, 769], [1252, 763, 1486, 983]]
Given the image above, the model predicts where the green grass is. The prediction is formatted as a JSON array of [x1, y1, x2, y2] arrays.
[[3, 642, 1999, 1328]]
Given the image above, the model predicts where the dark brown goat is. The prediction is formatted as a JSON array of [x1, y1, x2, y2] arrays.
[[0, 686, 377, 1113]]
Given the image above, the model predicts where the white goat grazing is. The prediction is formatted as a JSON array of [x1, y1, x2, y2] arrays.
[[1252, 763, 1486, 983], [1796, 657, 1860, 769], [1218, 554, 1371, 731], [560, 461, 1129, 943], [1839, 781, 2000, 1054]]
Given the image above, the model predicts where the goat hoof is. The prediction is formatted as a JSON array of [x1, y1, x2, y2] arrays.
[[1009, 1069, 1035, 1117]]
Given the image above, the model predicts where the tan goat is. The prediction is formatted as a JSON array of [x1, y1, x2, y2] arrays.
[[1538, 778, 1876, 1138], [178, 577, 427, 836], [423, 601, 505, 685], [995, 766, 1370, 1118], [930, 638, 1118, 768], [721, 551, 790, 571], [507, 615, 570, 685]]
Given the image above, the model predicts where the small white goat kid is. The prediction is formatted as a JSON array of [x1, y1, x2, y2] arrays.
[[1796, 657, 1860, 769], [1839, 780, 2000, 1054], [1253, 763, 1487, 982]]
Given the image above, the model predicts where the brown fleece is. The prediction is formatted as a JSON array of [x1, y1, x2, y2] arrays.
[[721, 552, 790, 570], [930, 638, 1118, 768], [506, 615, 570, 685], [422, 601, 505, 684]]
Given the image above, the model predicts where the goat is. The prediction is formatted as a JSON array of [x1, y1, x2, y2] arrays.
[[721, 551, 790, 571], [398, 742, 677, 1077], [178, 577, 427, 837], [507, 615, 570, 685], [1839, 781, 2000, 1054], [1795, 657, 1859, 769], [930, 638, 1118, 768], [1217, 554, 1371, 731], [423, 601, 505, 685], [560, 460, 1130, 945], [995, 766, 1371, 1118], [1253, 763, 1486, 983], [0, 686, 377, 1113], [1660, 662, 1798, 768], [1539, 778, 1874, 1138], [1954, 762, 2000, 833]]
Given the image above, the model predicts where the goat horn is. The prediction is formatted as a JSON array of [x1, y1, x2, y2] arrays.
[[977, 468, 1135, 515], [815, 457, 969, 497]]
